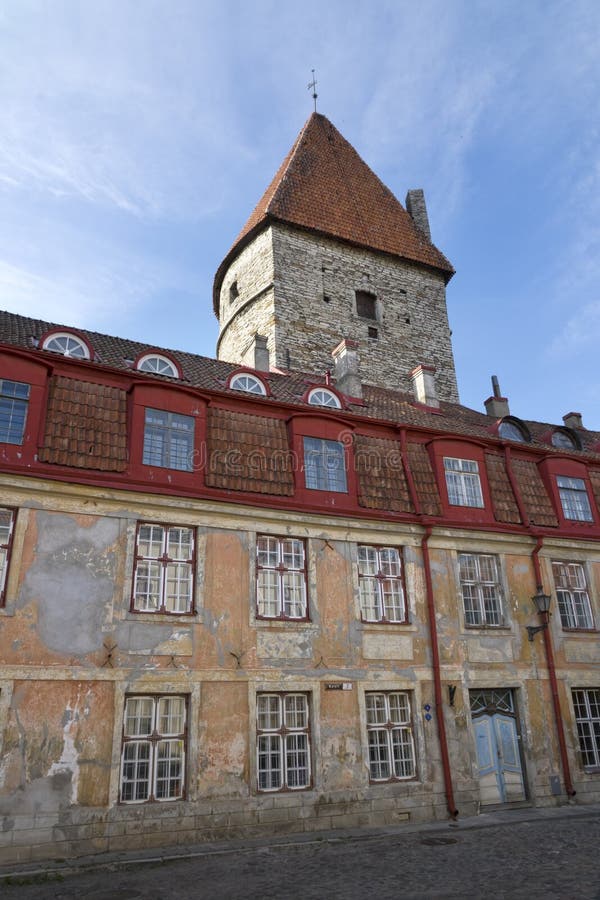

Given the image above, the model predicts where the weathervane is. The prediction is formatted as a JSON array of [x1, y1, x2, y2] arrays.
[[307, 69, 318, 112]]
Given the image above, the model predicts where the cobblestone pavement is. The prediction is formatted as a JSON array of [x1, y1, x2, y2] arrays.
[[3, 810, 599, 900]]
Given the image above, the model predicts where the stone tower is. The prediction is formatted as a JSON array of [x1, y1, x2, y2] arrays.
[[213, 113, 459, 403]]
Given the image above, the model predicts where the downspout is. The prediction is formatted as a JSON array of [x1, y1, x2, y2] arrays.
[[422, 525, 459, 819], [531, 538, 576, 797]]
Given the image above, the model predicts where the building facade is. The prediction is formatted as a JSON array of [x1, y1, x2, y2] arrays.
[[0, 115, 598, 867]]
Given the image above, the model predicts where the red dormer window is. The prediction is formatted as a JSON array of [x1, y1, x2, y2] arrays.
[[136, 353, 181, 378]]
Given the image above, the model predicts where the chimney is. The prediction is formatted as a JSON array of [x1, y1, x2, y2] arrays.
[[405, 189, 431, 241], [252, 334, 270, 372], [563, 411, 583, 430], [332, 339, 361, 398], [410, 363, 439, 409], [484, 375, 510, 418]]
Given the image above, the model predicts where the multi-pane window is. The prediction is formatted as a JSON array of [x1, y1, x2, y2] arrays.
[[143, 408, 194, 471], [572, 689, 600, 768], [358, 546, 407, 623], [137, 354, 178, 377], [133, 523, 195, 614], [42, 332, 90, 359], [366, 692, 416, 781], [303, 437, 347, 493], [556, 476, 593, 522], [458, 553, 504, 627], [120, 695, 186, 803], [307, 388, 341, 409], [0, 380, 30, 445], [552, 562, 594, 630], [256, 536, 307, 619], [230, 373, 266, 395], [256, 693, 311, 791], [0, 508, 15, 606], [444, 457, 484, 508]]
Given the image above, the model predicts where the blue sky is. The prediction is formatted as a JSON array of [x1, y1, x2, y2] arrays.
[[1, 0, 599, 428]]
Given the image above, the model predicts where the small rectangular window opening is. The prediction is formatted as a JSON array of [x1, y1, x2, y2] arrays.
[[356, 290, 377, 320]]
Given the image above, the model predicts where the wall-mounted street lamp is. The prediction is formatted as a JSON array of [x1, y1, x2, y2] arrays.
[[526, 586, 552, 641]]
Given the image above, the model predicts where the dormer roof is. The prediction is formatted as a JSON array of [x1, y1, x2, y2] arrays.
[[213, 113, 454, 314]]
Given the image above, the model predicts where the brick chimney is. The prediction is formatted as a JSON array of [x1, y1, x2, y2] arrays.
[[332, 339, 361, 398], [484, 375, 510, 418], [563, 411, 583, 430], [410, 363, 439, 408], [405, 189, 431, 240]]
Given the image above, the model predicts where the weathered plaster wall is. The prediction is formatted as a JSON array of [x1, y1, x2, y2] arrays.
[[0, 481, 598, 866]]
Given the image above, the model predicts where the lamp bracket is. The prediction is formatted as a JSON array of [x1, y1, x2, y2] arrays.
[[526, 623, 548, 642]]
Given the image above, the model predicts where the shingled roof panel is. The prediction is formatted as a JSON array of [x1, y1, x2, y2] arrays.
[[39, 376, 128, 471], [354, 434, 413, 514], [205, 408, 294, 496], [485, 452, 522, 524], [511, 458, 558, 527]]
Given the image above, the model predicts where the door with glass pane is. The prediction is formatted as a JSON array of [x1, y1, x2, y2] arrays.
[[470, 689, 526, 805]]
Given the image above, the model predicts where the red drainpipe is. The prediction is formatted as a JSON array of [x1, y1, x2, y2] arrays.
[[422, 525, 459, 819], [531, 538, 576, 797]]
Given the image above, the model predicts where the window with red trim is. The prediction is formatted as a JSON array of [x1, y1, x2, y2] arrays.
[[132, 523, 195, 614], [256, 536, 307, 619], [358, 545, 407, 623], [0, 508, 15, 606]]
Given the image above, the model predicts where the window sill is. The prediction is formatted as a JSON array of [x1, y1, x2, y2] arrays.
[[127, 611, 197, 623], [252, 618, 319, 631], [561, 628, 599, 635], [360, 621, 417, 633]]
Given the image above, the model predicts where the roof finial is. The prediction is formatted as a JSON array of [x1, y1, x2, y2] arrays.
[[307, 69, 318, 112]]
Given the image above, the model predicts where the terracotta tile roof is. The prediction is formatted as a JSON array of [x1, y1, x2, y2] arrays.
[[406, 443, 442, 516], [39, 376, 128, 471], [2, 310, 600, 459], [354, 434, 413, 514], [205, 408, 294, 496], [511, 459, 558, 528], [213, 113, 454, 313], [484, 452, 522, 524]]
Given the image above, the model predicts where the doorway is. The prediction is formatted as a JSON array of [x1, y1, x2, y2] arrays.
[[470, 689, 526, 805]]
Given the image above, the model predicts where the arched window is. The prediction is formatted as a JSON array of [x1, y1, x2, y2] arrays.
[[136, 354, 179, 378], [42, 332, 90, 359], [551, 429, 579, 450], [308, 388, 341, 409], [498, 418, 529, 443], [230, 373, 266, 396]]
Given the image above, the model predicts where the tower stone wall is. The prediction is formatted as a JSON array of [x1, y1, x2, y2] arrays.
[[217, 222, 459, 402]]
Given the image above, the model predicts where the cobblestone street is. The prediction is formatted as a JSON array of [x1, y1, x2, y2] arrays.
[[2, 806, 599, 900]]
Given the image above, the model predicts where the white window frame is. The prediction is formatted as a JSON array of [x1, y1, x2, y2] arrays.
[[256, 692, 311, 792], [365, 691, 416, 782], [552, 561, 594, 630], [556, 476, 593, 522], [307, 387, 341, 409], [137, 354, 179, 377], [120, 695, 187, 803], [458, 552, 504, 627], [132, 522, 195, 614], [256, 535, 307, 620], [42, 331, 90, 359], [443, 457, 484, 508], [143, 407, 194, 471], [230, 373, 266, 395], [572, 688, 600, 769], [0, 508, 15, 606], [357, 545, 407, 623]]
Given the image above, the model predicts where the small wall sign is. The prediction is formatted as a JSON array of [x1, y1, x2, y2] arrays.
[[325, 682, 353, 690]]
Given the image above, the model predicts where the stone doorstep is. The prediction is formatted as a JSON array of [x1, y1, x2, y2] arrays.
[[0, 801, 598, 883]]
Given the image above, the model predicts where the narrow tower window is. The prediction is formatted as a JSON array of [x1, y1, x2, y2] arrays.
[[355, 290, 377, 320]]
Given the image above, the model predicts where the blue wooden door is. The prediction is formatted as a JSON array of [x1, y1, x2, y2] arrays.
[[474, 713, 524, 804]]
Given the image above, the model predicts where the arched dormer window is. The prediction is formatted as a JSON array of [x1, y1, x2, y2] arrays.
[[229, 373, 266, 396], [551, 428, 580, 451], [136, 353, 180, 378], [42, 331, 91, 360], [498, 417, 530, 443], [307, 387, 341, 409]]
